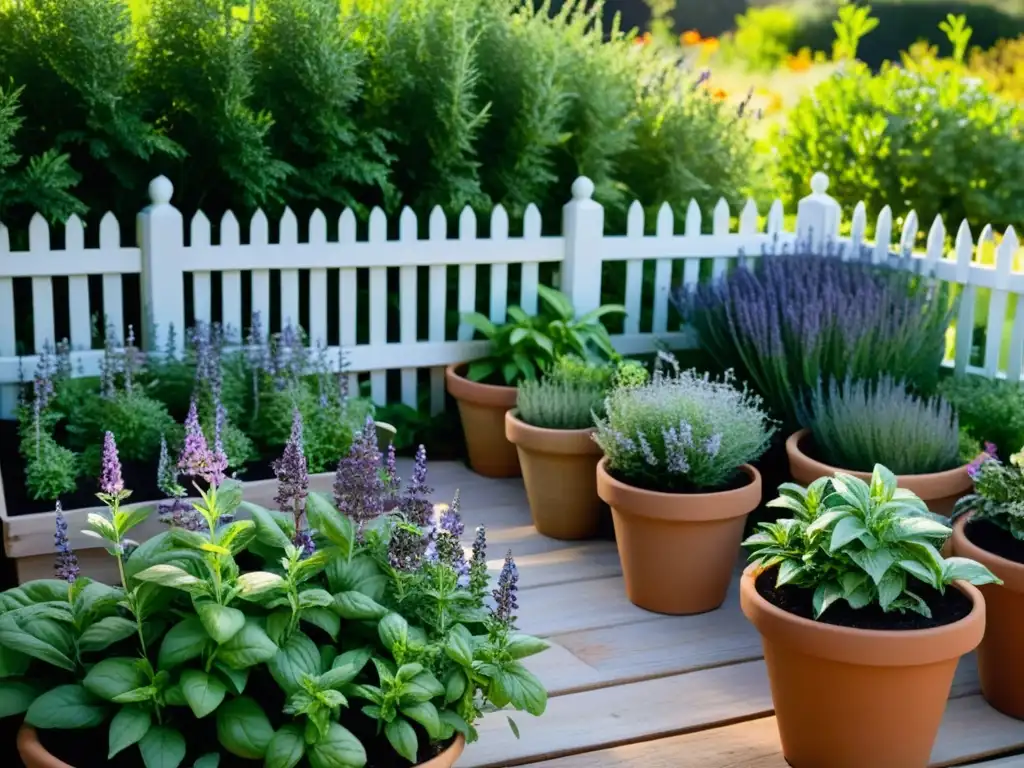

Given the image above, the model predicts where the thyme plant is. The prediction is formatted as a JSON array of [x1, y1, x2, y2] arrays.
[[953, 446, 1024, 542]]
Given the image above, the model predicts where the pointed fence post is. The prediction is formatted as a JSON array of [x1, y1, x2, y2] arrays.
[[796, 172, 841, 253], [137, 176, 185, 354], [561, 177, 604, 317]]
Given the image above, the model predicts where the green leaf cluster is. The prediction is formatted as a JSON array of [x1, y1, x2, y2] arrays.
[[953, 448, 1024, 542], [939, 375, 1024, 460], [463, 286, 625, 386], [744, 465, 1001, 619]]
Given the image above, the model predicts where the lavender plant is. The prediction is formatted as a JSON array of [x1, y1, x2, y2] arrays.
[[745, 465, 1000, 620], [675, 241, 955, 428], [803, 376, 961, 475], [594, 356, 775, 492], [953, 446, 1024, 542], [516, 377, 604, 430]]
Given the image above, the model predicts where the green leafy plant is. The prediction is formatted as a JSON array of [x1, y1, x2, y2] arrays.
[[593, 354, 774, 493], [939, 375, 1024, 459], [953, 446, 1024, 542], [832, 0, 879, 60], [24, 433, 79, 501], [720, 4, 802, 72], [516, 378, 603, 431], [463, 286, 625, 386], [802, 376, 961, 475], [744, 465, 1001, 619]]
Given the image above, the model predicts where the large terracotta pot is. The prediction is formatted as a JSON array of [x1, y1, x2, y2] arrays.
[[596, 458, 761, 615], [952, 514, 1024, 720], [505, 410, 604, 540], [786, 429, 972, 515], [445, 364, 520, 478], [18, 726, 466, 768], [740, 566, 985, 768]]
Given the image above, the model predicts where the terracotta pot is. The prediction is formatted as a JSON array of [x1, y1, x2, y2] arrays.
[[952, 514, 1024, 720], [17, 726, 466, 768], [596, 458, 761, 615], [445, 364, 520, 478], [505, 410, 604, 540], [417, 734, 466, 768], [17, 726, 72, 768], [786, 429, 972, 515], [741, 565, 985, 768]]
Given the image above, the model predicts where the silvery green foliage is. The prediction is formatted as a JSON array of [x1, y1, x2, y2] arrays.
[[593, 362, 774, 492], [744, 466, 1001, 620], [953, 448, 1024, 542], [516, 378, 604, 430], [804, 376, 961, 475]]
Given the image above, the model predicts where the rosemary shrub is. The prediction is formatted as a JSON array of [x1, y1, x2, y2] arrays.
[[804, 376, 961, 475], [516, 378, 604, 430]]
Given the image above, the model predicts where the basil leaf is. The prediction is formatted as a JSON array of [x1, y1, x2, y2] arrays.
[[0, 614, 75, 671], [488, 662, 547, 716], [157, 617, 210, 670], [265, 723, 305, 768], [378, 613, 408, 653], [217, 619, 278, 670], [181, 669, 227, 718], [324, 555, 385, 601], [307, 722, 368, 768], [25, 684, 107, 729], [334, 591, 388, 621], [301, 607, 340, 641], [214, 662, 249, 695], [197, 603, 246, 645], [79, 616, 138, 653], [83, 657, 148, 701], [268, 631, 321, 694], [504, 634, 549, 660], [108, 706, 152, 758], [0, 644, 30, 678], [306, 493, 354, 557], [139, 725, 187, 768], [401, 701, 441, 739], [385, 718, 418, 763], [216, 696, 274, 759], [0, 679, 42, 718]]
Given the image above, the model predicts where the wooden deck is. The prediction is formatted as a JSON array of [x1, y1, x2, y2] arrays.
[[421, 460, 1024, 768]]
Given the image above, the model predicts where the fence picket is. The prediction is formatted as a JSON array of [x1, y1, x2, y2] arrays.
[[279, 208, 300, 331], [624, 201, 645, 335], [850, 202, 867, 254], [923, 215, 945, 278], [368, 207, 388, 404], [191, 213, 213, 326], [427, 206, 448, 415], [984, 227, 1017, 377], [398, 207, 419, 409], [953, 221, 976, 375], [29, 214, 54, 354], [520, 204, 542, 316], [489, 205, 510, 326], [457, 208, 478, 342], [248, 210, 269, 340], [338, 209, 358, 397], [65, 215, 90, 352], [308, 210, 328, 348], [873, 206, 893, 265], [736, 199, 756, 270], [652, 203, 674, 334]]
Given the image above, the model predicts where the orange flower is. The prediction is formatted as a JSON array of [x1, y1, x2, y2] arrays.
[[634, 31, 653, 46], [786, 48, 813, 72], [712, 88, 728, 101], [702, 37, 720, 52], [680, 30, 702, 46]]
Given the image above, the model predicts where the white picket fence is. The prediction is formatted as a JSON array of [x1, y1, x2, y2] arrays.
[[0, 172, 1020, 418]]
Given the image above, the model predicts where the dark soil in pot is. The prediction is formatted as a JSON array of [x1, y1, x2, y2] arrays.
[[754, 568, 973, 631], [965, 518, 1024, 565]]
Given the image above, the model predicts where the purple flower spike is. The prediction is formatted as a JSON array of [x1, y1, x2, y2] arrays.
[[101, 432, 124, 496], [388, 525, 425, 571], [293, 529, 316, 559], [385, 443, 400, 498], [333, 416, 384, 529], [178, 400, 226, 487], [274, 410, 310, 532], [54, 502, 79, 583], [435, 530, 470, 586], [469, 525, 488, 596], [491, 551, 520, 628], [158, 497, 203, 531], [439, 490, 464, 537], [402, 444, 433, 527]]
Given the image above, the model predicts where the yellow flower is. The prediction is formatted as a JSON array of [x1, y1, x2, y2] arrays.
[[712, 88, 728, 101], [680, 30, 702, 46], [702, 37, 720, 53]]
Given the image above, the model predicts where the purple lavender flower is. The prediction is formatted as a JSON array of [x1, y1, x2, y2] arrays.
[[53, 502, 79, 583], [55, 340, 71, 380], [124, 325, 138, 394], [101, 432, 124, 496], [435, 529, 470, 587], [704, 433, 723, 459], [637, 433, 658, 466], [274, 410, 310, 531], [491, 551, 519, 628], [334, 416, 384, 528], [158, 496, 203, 531], [100, 322, 119, 399], [388, 525, 426, 571], [439, 490, 464, 537], [968, 442, 999, 480], [402, 445, 433, 527], [691, 68, 711, 91], [178, 400, 227, 487], [384, 443, 400, 501], [293, 529, 316, 559]]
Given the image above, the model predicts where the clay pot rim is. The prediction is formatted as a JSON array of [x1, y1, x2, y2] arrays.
[[596, 457, 761, 522], [740, 563, 985, 667], [786, 428, 972, 493], [505, 409, 602, 456], [17, 726, 466, 768], [445, 363, 517, 408], [952, 513, 1024, 593], [17, 725, 74, 768]]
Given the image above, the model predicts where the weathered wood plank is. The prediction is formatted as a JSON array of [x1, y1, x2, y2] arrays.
[[525, 695, 1021, 768], [459, 660, 775, 767]]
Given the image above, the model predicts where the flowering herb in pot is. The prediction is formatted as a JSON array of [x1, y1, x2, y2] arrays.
[[952, 446, 1024, 719], [1, 415, 548, 768], [592, 355, 774, 614], [740, 465, 999, 766], [674, 241, 954, 429], [939, 375, 1024, 462]]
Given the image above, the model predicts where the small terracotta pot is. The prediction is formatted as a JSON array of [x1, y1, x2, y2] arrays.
[[17, 726, 467, 768], [741, 565, 985, 768], [596, 458, 761, 615], [445, 364, 520, 478], [17, 726, 73, 768], [952, 514, 1024, 720], [786, 429, 972, 515], [505, 410, 604, 540], [417, 734, 466, 768]]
